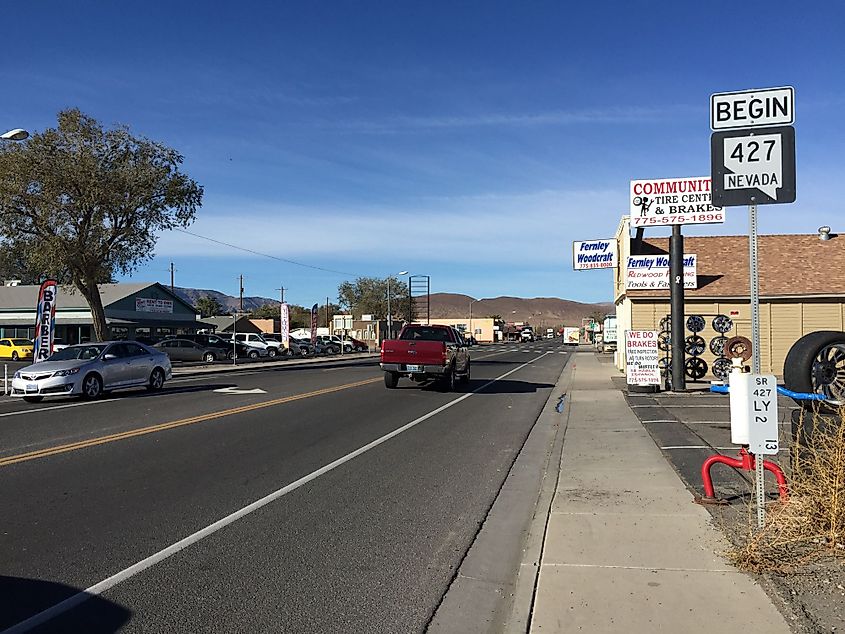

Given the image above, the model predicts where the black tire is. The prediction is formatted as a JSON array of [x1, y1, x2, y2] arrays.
[[203, 352, 216, 363], [148, 367, 165, 391], [11, 351, 19, 361], [23, 395, 43, 403], [227, 350, 236, 360], [248, 350, 260, 359], [267, 348, 277, 358], [81, 373, 103, 400], [784, 331, 845, 409], [440, 366, 457, 392], [299, 347, 308, 357], [459, 362, 471, 385], [384, 371, 399, 389]]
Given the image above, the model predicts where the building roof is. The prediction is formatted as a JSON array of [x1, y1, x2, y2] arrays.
[[627, 233, 845, 298], [0, 282, 197, 312]]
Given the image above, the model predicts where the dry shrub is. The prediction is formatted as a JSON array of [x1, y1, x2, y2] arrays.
[[729, 406, 845, 573]]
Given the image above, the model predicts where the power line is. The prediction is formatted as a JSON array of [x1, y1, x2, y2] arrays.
[[173, 228, 360, 277]]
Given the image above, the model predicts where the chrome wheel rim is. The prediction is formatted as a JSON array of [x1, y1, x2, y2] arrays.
[[812, 343, 845, 402], [152, 370, 164, 389], [85, 377, 100, 397]]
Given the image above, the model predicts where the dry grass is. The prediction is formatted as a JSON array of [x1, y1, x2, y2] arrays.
[[729, 406, 845, 573]]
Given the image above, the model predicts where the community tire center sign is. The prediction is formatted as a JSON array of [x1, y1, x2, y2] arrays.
[[629, 177, 724, 227], [625, 330, 660, 386], [572, 239, 617, 270]]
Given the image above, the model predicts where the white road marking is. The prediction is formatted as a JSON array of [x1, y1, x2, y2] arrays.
[[5, 352, 553, 633], [213, 387, 268, 395]]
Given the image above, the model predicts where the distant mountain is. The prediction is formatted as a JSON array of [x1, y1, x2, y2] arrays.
[[428, 293, 612, 326], [171, 286, 612, 324], [172, 287, 278, 313]]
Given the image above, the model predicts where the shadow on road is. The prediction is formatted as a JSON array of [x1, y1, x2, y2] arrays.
[[0, 575, 130, 633], [399, 379, 555, 394]]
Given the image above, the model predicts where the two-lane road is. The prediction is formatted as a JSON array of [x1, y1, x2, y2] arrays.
[[1, 339, 571, 633]]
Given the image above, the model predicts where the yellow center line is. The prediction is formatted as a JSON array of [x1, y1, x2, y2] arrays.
[[0, 377, 381, 468]]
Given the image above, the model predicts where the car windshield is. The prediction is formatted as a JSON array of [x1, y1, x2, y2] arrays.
[[399, 327, 453, 342], [48, 344, 107, 361], [12, 339, 32, 346]]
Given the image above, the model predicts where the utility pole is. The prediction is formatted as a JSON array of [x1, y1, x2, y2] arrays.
[[326, 296, 330, 330], [170, 262, 175, 294], [239, 275, 244, 314], [276, 285, 286, 337]]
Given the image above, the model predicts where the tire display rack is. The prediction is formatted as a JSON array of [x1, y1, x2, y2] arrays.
[[658, 313, 737, 384]]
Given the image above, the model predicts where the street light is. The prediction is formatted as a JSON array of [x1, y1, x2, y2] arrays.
[[387, 271, 408, 340], [1, 129, 29, 141]]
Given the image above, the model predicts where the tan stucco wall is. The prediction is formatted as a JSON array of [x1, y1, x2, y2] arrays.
[[428, 318, 495, 343]]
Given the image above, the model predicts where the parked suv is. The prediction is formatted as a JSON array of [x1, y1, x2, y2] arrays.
[[230, 333, 280, 357]]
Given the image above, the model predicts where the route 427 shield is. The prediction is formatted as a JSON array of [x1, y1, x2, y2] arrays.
[[711, 126, 795, 207]]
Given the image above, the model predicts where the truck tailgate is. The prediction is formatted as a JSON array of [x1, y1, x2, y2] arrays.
[[381, 340, 445, 367]]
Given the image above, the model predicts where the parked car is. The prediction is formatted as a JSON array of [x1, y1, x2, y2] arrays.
[[317, 335, 353, 354], [0, 338, 33, 361], [380, 325, 470, 391], [154, 338, 225, 362], [230, 333, 281, 357], [10, 341, 172, 402], [52, 338, 70, 352], [288, 336, 316, 357], [347, 336, 369, 352]]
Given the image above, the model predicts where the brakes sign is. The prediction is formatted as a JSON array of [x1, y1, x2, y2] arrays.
[[625, 330, 660, 386], [630, 177, 725, 226]]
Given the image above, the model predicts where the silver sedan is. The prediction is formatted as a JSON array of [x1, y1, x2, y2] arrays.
[[11, 341, 173, 403]]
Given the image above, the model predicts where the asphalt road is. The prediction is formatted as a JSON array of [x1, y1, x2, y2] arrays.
[[1, 339, 572, 633]]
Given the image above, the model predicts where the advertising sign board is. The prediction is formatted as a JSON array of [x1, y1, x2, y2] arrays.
[[136, 298, 174, 314], [625, 254, 697, 290], [572, 239, 617, 270], [280, 303, 289, 348], [625, 330, 660, 386], [629, 177, 724, 226], [33, 280, 58, 363], [310, 303, 318, 344]]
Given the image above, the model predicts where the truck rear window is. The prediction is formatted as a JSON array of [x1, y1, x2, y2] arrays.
[[399, 327, 453, 342]]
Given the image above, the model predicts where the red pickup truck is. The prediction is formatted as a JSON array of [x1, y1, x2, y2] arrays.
[[380, 324, 471, 390]]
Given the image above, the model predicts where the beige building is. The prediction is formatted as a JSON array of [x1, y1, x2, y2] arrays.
[[613, 216, 845, 378], [427, 318, 495, 343]]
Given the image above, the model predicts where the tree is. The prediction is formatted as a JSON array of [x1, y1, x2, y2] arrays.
[[195, 295, 224, 318], [250, 303, 281, 319], [0, 249, 45, 285], [0, 109, 203, 341], [338, 276, 413, 321]]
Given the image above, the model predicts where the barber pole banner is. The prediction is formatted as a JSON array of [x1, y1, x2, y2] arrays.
[[281, 303, 290, 348], [33, 279, 58, 363], [310, 303, 318, 344]]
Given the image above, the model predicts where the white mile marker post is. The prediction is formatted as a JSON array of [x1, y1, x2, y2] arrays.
[[748, 202, 766, 528]]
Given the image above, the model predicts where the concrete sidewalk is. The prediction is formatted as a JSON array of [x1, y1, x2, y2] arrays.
[[530, 352, 790, 632]]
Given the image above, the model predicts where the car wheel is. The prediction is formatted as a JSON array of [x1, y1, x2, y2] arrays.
[[784, 331, 845, 411], [248, 350, 259, 359], [81, 373, 103, 400], [203, 352, 216, 363], [267, 348, 277, 358], [440, 367, 456, 392], [299, 347, 308, 357], [148, 367, 165, 391], [11, 351, 18, 361], [227, 350, 236, 360], [384, 371, 399, 388], [23, 395, 43, 403], [459, 362, 471, 385]]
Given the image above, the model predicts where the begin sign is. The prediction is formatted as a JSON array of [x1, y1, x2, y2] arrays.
[[625, 330, 660, 386]]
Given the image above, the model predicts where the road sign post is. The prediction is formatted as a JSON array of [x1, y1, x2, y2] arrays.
[[711, 86, 795, 527]]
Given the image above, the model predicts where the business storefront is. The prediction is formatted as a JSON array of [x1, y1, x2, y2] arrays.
[[0, 282, 206, 343], [612, 217, 845, 377]]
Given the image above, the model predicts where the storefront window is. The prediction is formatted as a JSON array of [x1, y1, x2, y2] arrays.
[[110, 326, 130, 340]]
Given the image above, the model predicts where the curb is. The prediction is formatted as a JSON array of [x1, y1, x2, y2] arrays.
[[171, 352, 380, 378], [427, 353, 574, 633]]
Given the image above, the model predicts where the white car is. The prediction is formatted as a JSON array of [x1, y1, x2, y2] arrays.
[[228, 333, 276, 357], [11, 341, 172, 402]]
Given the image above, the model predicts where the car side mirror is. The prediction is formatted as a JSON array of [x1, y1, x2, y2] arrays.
[[103, 353, 117, 360]]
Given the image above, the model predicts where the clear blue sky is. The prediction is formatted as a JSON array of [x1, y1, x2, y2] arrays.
[[3, 1, 843, 306]]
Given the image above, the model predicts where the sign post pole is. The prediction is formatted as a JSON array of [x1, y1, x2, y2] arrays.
[[669, 224, 686, 391], [749, 202, 766, 528]]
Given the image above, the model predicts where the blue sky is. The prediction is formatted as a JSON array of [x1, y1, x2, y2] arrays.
[[3, 1, 843, 306]]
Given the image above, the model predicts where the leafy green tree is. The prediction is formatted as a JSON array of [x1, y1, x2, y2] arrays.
[[195, 295, 224, 318], [0, 109, 203, 341], [250, 303, 281, 319], [338, 276, 413, 321]]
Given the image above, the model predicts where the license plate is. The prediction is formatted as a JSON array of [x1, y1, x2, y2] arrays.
[[26, 383, 39, 392], [405, 364, 421, 373]]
